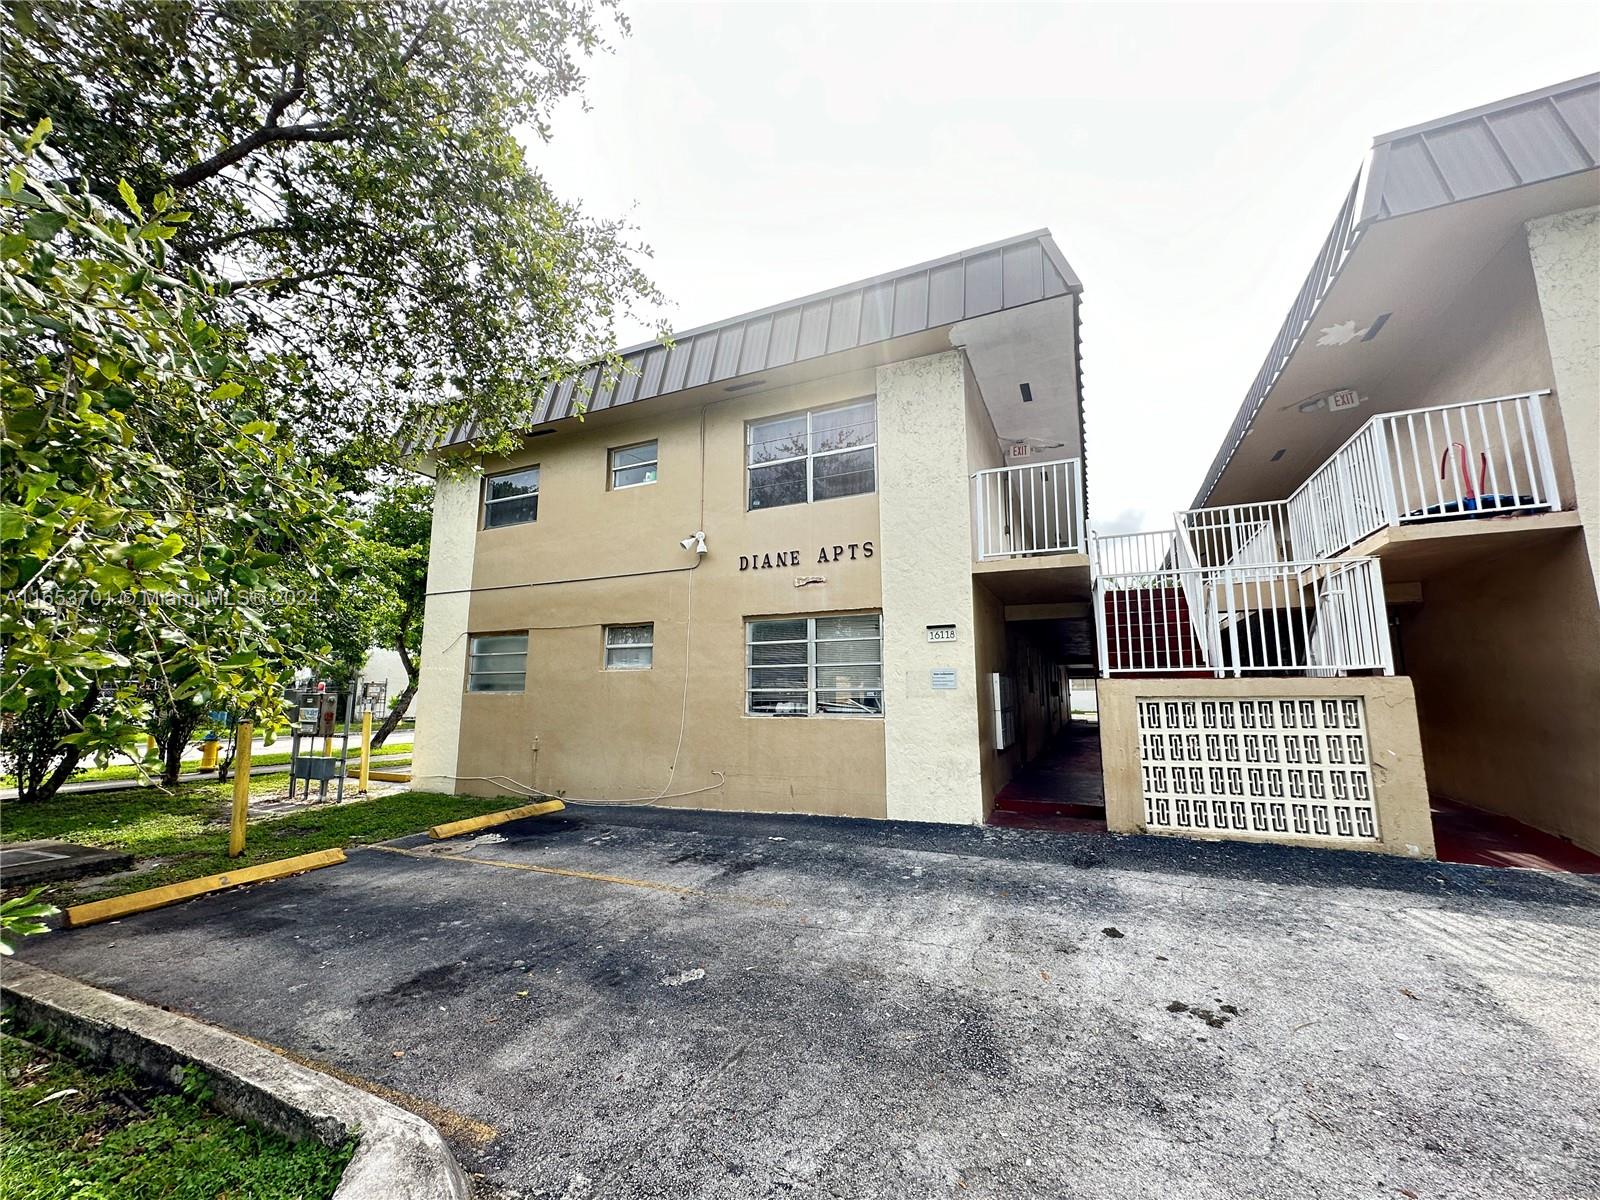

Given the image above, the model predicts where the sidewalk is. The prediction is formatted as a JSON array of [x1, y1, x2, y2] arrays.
[[1, 753, 411, 801]]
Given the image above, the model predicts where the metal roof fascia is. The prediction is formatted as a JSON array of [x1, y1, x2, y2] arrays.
[[1193, 73, 1600, 508], [431, 229, 1083, 449]]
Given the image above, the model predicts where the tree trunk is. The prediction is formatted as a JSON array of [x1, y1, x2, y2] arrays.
[[155, 710, 202, 786], [29, 743, 83, 805], [372, 604, 417, 749], [372, 681, 415, 749], [17, 687, 97, 804]]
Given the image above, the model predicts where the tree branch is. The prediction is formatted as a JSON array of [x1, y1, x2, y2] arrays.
[[190, 222, 302, 254], [167, 121, 351, 191], [264, 59, 308, 127], [229, 267, 378, 291]]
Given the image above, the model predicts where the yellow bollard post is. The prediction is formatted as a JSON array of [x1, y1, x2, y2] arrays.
[[229, 721, 253, 858], [358, 710, 372, 795], [145, 734, 156, 757]]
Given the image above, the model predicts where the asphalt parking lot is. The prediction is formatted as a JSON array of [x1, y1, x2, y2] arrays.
[[19, 806, 1600, 1200]]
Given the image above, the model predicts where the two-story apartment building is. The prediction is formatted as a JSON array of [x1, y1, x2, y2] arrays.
[[1172, 73, 1600, 860], [413, 231, 1094, 826], [413, 74, 1596, 866]]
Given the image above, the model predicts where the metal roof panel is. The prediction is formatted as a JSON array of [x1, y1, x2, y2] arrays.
[[1423, 121, 1520, 199], [1485, 104, 1587, 182], [1195, 72, 1599, 506], [711, 325, 744, 381], [1553, 87, 1600, 163], [796, 300, 831, 361], [737, 317, 771, 375], [826, 292, 862, 354], [767, 307, 802, 367], [432, 229, 1083, 447], [927, 261, 965, 326], [964, 250, 1004, 316], [1003, 242, 1045, 306], [891, 273, 928, 337]]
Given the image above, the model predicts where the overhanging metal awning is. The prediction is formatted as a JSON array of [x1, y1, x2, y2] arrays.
[[433, 229, 1082, 449], [1192, 72, 1599, 508]]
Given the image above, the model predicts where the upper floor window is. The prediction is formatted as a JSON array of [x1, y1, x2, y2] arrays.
[[609, 441, 658, 490], [747, 398, 876, 511], [467, 633, 527, 692], [746, 613, 883, 716], [604, 623, 654, 670], [483, 466, 539, 529]]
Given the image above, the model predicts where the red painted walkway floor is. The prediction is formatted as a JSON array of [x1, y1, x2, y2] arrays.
[[988, 724, 1107, 833], [1430, 796, 1600, 874]]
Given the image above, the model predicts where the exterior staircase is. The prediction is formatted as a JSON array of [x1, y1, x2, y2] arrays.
[[1100, 583, 1210, 675]]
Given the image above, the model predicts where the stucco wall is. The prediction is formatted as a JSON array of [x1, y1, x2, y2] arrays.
[[1527, 206, 1600, 602], [446, 369, 887, 816], [1402, 229, 1574, 504], [972, 581, 1012, 813], [877, 350, 987, 824], [412, 472, 478, 791], [1396, 533, 1600, 853], [1098, 676, 1435, 859]]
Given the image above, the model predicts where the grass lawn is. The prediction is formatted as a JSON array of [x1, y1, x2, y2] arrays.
[[1, 772, 508, 905], [0, 1029, 352, 1199], [6, 742, 413, 787]]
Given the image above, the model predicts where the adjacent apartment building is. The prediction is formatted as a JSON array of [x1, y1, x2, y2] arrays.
[[1176, 73, 1600, 857], [413, 231, 1093, 826], [414, 73, 1598, 862]]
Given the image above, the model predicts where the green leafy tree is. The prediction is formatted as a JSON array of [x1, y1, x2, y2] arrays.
[[362, 479, 432, 747], [0, 123, 344, 800], [5, 0, 661, 472], [0, 887, 58, 954]]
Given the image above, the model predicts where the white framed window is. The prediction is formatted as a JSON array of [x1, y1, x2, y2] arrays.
[[604, 623, 654, 670], [483, 466, 539, 529], [468, 634, 527, 692], [746, 398, 876, 511], [609, 441, 658, 490], [746, 613, 883, 716]]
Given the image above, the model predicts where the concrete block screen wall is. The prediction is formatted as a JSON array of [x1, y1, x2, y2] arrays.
[[1098, 677, 1436, 859]]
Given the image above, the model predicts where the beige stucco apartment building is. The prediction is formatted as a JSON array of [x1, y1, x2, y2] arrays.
[[414, 231, 1093, 826], [1172, 73, 1600, 857], [415, 74, 1598, 863]]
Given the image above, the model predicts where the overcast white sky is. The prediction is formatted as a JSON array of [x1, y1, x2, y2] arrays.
[[533, 1, 1597, 531]]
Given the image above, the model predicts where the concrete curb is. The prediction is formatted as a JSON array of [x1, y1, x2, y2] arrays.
[[1, 961, 470, 1200]]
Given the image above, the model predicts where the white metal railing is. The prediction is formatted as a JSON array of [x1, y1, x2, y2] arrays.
[[1178, 502, 1294, 572], [972, 457, 1085, 560], [1180, 391, 1560, 567], [1095, 557, 1392, 678], [1092, 529, 1178, 576]]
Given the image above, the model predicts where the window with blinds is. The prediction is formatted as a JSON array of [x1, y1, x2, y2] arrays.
[[604, 623, 653, 670], [746, 614, 883, 716]]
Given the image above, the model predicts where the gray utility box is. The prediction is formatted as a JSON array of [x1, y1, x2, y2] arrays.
[[293, 756, 342, 781]]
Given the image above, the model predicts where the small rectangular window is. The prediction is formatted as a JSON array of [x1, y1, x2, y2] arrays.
[[609, 441, 658, 489], [747, 399, 875, 510], [604, 623, 653, 670], [746, 614, 882, 716], [483, 466, 539, 529], [468, 633, 527, 692]]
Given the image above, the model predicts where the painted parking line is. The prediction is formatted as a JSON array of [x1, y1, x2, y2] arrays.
[[362, 843, 793, 910]]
